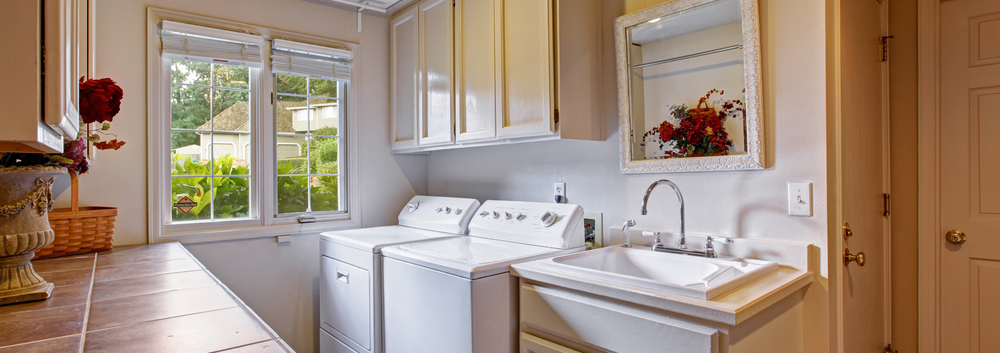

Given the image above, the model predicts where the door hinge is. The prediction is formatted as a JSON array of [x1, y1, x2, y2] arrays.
[[554, 109, 560, 124], [885, 343, 897, 353], [880, 35, 894, 62], [883, 193, 891, 217], [271, 92, 275, 105]]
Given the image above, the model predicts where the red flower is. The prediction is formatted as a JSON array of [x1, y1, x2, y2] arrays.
[[680, 117, 705, 143], [658, 121, 676, 142], [61, 137, 90, 174], [79, 77, 123, 124], [705, 116, 723, 134]]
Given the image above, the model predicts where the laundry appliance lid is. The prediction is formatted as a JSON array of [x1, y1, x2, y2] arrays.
[[381, 236, 581, 279], [320, 226, 464, 253]]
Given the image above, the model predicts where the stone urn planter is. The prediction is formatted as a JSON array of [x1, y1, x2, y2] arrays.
[[0, 165, 64, 305]]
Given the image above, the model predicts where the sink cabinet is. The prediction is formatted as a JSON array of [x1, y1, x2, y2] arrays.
[[390, 0, 603, 153], [519, 281, 805, 353]]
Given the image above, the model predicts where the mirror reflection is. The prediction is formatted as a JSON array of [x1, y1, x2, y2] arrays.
[[627, 0, 746, 161]]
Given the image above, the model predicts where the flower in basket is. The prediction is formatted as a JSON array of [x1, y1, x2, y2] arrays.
[[641, 89, 745, 159], [0, 78, 125, 261]]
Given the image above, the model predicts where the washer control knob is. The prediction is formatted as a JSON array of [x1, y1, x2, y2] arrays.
[[540, 211, 558, 228], [505, 212, 512, 220], [405, 202, 419, 213], [445, 207, 452, 214], [478, 211, 489, 218], [492, 211, 500, 219], [516, 213, 527, 221], [454, 208, 462, 215], [435, 207, 443, 213]]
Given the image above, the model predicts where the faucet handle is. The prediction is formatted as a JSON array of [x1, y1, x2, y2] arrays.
[[641, 231, 663, 244], [706, 236, 734, 245]]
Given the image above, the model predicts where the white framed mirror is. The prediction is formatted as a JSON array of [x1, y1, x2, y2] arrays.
[[616, 0, 763, 173]]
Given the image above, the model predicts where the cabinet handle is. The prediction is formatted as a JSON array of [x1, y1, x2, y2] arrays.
[[336, 269, 349, 284]]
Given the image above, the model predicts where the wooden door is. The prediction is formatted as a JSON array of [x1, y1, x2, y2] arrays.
[[838, 0, 890, 351], [938, 0, 1000, 350], [498, 0, 556, 138], [390, 6, 419, 150], [417, 0, 455, 146], [454, 0, 500, 142]]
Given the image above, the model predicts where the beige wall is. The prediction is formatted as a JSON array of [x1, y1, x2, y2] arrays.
[[52, 1, 429, 351], [427, 0, 830, 351], [888, 0, 918, 351]]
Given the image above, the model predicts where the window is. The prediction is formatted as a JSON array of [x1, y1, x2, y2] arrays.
[[169, 60, 253, 222], [274, 75, 344, 214], [148, 11, 360, 242]]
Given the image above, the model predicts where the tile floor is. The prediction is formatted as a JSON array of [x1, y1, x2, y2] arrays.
[[0, 243, 292, 353]]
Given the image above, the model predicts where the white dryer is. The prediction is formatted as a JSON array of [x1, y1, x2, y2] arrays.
[[319, 195, 481, 353], [380, 200, 586, 353]]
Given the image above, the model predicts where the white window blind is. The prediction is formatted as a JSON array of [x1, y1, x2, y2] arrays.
[[271, 39, 352, 81], [160, 20, 264, 67]]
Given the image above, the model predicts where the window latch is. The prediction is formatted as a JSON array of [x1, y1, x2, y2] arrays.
[[298, 215, 316, 223]]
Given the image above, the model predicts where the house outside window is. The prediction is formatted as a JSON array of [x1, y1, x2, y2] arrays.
[[148, 10, 361, 242]]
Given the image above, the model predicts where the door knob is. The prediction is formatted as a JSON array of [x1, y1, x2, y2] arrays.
[[946, 230, 966, 245], [844, 248, 866, 267]]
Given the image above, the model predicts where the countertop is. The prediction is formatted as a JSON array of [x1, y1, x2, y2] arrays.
[[0, 242, 294, 353], [511, 251, 814, 326]]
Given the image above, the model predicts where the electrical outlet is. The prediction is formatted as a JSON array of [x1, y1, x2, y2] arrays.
[[788, 182, 813, 216], [554, 182, 566, 203]]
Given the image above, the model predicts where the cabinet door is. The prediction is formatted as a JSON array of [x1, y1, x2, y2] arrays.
[[521, 284, 720, 353], [417, 0, 455, 146], [390, 6, 419, 150], [44, 0, 81, 140], [499, 0, 556, 138], [454, 0, 499, 142]]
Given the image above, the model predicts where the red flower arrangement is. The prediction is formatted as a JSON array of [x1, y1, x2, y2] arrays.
[[641, 89, 745, 158]]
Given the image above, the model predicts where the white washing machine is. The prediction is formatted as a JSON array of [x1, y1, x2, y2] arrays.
[[380, 200, 586, 353], [319, 195, 481, 353]]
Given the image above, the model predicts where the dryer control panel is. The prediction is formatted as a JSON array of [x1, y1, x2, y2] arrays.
[[468, 200, 585, 249], [398, 196, 481, 235]]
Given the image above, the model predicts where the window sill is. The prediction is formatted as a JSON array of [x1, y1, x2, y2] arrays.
[[154, 217, 361, 244]]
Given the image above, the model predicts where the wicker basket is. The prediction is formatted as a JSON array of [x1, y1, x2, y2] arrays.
[[35, 170, 116, 259]]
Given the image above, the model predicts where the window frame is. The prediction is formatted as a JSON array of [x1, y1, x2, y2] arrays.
[[147, 8, 362, 243], [272, 76, 347, 219]]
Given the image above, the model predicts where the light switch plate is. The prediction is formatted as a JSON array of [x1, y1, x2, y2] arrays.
[[788, 182, 813, 217]]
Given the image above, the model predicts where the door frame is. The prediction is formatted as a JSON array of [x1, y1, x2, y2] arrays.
[[826, 0, 894, 350], [916, 0, 941, 351]]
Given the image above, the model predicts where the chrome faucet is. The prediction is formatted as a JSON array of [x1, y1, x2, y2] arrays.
[[639, 180, 733, 257], [641, 180, 687, 249]]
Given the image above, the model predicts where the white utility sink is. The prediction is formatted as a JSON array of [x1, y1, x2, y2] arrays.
[[538, 246, 778, 300]]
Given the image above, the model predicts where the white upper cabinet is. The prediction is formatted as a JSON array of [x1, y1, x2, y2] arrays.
[[499, 0, 555, 138], [454, 0, 500, 142], [0, 0, 85, 153], [417, 0, 455, 146], [390, 6, 419, 150], [390, 0, 602, 153]]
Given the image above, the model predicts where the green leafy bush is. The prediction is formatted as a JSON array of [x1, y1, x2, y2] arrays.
[[170, 154, 250, 222]]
